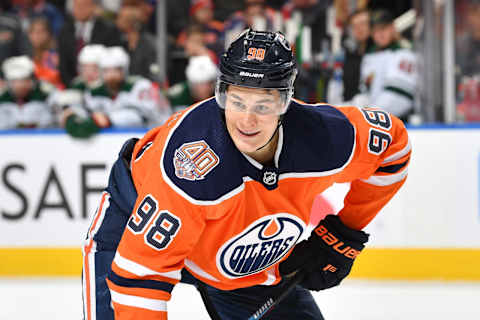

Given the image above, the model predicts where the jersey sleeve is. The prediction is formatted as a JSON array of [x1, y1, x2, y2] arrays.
[[106, 130, 207, 320], [336, 106, 411, 230]]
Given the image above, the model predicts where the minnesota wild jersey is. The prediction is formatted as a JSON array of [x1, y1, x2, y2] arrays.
[[360, 42, 418, 118], [85, 76, 171, 127], [0, 81, 56, 129]]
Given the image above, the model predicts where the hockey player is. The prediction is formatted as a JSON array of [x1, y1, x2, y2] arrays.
[[0, 55, 56, 129], [63, 46, 171, 138], [355, 9, 418, 122], [82, 29, 411, 320], [57, 44, 105, 138], [167, 55, 218, 110], [71, 44, 105, 90], [84, 46, 171, 128]]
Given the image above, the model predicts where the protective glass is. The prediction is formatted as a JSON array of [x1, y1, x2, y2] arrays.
[[215, 80, 293, 115]]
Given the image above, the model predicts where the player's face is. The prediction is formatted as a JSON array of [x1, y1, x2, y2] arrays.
[[102, 67, 124, 88], [372, 24, 395, 48], [191, 81, 215, 101], [28, 20, 50, 49], [9, 78, 33, 99], [350, 12, 370, 42], [224, 85, 282, 156], [80, 64, 100, 84], [73, 0, 95, 22], [194, 7, 213, 24]]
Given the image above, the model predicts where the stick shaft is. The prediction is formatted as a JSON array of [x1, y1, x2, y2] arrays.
[[246, 272, 304, 320]]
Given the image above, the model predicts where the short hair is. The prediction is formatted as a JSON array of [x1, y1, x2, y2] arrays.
[[370, 9, 395, 27], [347, 8, 369, 26], [29, 15, 53, 35]]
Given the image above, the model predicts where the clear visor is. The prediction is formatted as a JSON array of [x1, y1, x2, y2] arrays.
[[215, 80, 293, 116]]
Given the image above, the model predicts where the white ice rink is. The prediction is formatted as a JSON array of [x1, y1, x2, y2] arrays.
[[1, 278, 479, 320]]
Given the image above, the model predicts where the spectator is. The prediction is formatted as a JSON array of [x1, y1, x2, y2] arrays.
[[212, 0, 243, 21], [455, 1, 480, 122], [341, 9, 374, 101], [177, 0, 224, 57], [456, 1, 480, 77], [280, 0, 331, 103], [183, 24, 218, 63], [167, 55, 217, 110], [223, 0, 279, 49], [166, 0, 191, 38], [0, 55, 56, 129], [281, 0, 330, 54], [57, 0, 124, 87], [122, 0, 156, 34], [28, 16, 63, 89], [116, 5, 157, 81], [9, 0, 64, 36], [355, 9, 418, 121], [167, 23, 212, 86], [0, 8, 32, 83]]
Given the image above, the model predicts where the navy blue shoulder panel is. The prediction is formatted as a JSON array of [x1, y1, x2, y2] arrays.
[[163, 98, 245, 201], [280, 101, 355, 173]]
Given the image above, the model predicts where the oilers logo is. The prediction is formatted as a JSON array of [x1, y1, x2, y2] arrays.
[[173, 140, 219, 181], [217, 214, 305, 278]]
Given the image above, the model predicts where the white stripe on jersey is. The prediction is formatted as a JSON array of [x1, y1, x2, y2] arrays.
[[87, 192, 110, 240], [361, 167, 408, 186], [184, 259, 220, 282], [260, 267, 277, 286], [113, 252, 182, 280], [382, 137, 411, 164], [88, 242, 97, 320], [110, 290, 167, 312]]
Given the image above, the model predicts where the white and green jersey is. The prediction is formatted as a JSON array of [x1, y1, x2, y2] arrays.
[[85, 76, 171, 127], [0, 81, 56, 129], [360, 42, 418, 118], [69, 76, 102, 92]]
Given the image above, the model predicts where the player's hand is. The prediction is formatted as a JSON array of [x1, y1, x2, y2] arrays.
[[279, 214, 369, 291], [91, 112, 111, 128]]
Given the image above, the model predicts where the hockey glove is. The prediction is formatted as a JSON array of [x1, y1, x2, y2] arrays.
[[279, 214, 369, 291], [65, 114, 100, 138]]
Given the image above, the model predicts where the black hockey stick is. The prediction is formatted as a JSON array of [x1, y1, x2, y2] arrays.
[[246, 197, 334, 320], [246, 271, 305, 320]]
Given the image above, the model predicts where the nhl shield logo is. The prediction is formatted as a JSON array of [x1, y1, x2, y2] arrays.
[[263, 171, 277, 185]]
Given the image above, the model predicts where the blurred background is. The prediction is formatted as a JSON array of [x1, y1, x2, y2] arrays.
[[0, 0, 479, 319]]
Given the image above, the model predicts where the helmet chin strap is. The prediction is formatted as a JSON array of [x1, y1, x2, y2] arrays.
[[255, 117, 283, 151]]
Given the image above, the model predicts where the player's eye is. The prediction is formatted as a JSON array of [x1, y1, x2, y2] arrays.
[[231, 100, 247, 111], [254, 104, 273, 115]]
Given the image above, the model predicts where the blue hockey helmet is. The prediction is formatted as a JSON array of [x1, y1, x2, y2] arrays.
[[215, 29, 297, 115]]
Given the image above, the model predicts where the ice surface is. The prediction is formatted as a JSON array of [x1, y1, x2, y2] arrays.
[[1, 278, 479, 320]]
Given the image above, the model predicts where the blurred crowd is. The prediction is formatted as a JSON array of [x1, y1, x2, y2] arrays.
[[455, 0, 480, 122], [0, 0, 421, 137]]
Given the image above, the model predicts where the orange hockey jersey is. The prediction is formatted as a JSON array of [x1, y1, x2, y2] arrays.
[[106, 97, 411, 319]]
